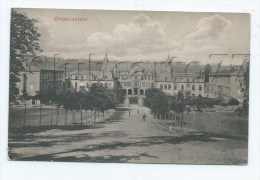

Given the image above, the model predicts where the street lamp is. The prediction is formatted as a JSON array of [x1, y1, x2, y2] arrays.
[[64, 63, 70, 78], [89, 53, 94, 81], [78, 63, 83, 79], [170, 56, 177, 95], [53, 53, 59, 95]]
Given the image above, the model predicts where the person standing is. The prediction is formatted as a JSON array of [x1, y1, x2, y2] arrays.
[[129, 109, 131, 117], [142, 113, 147, 122]]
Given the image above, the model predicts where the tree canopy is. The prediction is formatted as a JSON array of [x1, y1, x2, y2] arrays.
[[10, 9, 42, 103]]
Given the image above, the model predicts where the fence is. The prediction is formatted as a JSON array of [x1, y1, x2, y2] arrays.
[[9, 105, 114, 128], [153, 111, 248, 137]]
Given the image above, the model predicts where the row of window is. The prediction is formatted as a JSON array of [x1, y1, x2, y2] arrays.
[[159, 83, 172, 91], [68, 75, 109, 81], [40, 81, 63, 91], [209, 76, 231, 85], [121, 82, 155, 88], [209, 85, 231, 94], [177, 84, 203, 91], [118, 75, 154, 80], [40, 71, 63, 80], [71, 82, 112, 89], [175, 77, 203, 83]]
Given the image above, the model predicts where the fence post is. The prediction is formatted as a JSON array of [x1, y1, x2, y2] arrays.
[[193, 111, 195, 130], [219, 111, 221, 132]]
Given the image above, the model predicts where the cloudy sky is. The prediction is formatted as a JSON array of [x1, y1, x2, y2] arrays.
[[15, 8, 250, 65]]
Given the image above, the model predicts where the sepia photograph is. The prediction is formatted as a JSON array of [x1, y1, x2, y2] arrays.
[[8, 8, 250, 165]]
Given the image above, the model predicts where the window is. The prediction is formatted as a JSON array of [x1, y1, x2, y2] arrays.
[[75, 76, 78, 80], [174, 85, 177, 90], [168, 84, 172, 90], [187, 78, 189, 82], [181, 85, 184, 90], [192, 85, 195, 91], [199, 85, 202, 91], [186, 83, 190, 90], [160, 84, 163, 90], [81, 76, 83, 80], [75, 82, 78, 88], [164, 84, 167, 90]]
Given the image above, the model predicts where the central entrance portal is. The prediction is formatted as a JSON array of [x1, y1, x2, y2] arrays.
[[124, 96, 144, 106]]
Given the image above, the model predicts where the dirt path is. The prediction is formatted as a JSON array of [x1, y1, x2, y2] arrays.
[[9, 105, 247, 164]]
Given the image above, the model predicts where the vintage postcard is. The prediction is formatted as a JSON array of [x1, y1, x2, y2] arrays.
[[8, 8, 250, 164]]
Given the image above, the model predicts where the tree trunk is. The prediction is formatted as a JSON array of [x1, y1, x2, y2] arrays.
[[23, 101, 27, 127], [72, 111, 74, 124], [65, 110, 68, 126], [219, 111, 221, 131], [74, 111, 76, 124], [193, 110, 195, 129], [80, 110, 83, 125], [180, 113, 184, 129], [91, 110, 93, 122], [39, 105, 42, 126], [56, 104, 60, 125], [94, 110, 96, 123]]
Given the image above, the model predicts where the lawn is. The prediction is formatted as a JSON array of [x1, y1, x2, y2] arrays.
[[154, 111, 248, 138], [9, 106, 114, 128]]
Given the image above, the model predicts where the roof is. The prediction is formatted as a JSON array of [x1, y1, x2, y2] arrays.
[[23, 62, 64, 72], [56, 61, 103, 73], [209, 68, 242, 76], [156, 71, 173, 82], [68, 69, 100, 75], [22, 56, 64, 72]]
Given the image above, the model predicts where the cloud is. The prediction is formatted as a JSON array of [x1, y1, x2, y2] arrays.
[[86, 14, 171, 59], [178, 14, 232, 45], [172, 14, 234, 62], [34, 10, 248, 64]]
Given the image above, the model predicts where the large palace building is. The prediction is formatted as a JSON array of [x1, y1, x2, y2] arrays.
[[17, 54, 245, 106]]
